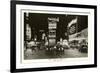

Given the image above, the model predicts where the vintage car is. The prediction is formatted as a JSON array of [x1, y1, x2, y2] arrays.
[[45, 39, 69, 52], [56, 42, 64, 51], [69, 40, 80, 49], [78, 39, 88, 53], [56, 39, 69, 51], [62, 40, 69, 49]]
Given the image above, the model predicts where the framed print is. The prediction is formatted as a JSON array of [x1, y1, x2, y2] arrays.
[[10, 1, 97, 72]]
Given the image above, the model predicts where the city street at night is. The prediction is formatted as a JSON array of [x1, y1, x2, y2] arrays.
[[24, 12, 88, 60]]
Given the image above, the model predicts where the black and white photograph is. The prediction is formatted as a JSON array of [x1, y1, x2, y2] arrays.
[[11, 1, 97, 72], [24, 13, 88, 60]]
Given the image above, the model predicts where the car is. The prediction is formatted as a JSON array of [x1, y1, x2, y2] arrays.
[[62, 40, 69, 49], [69, 40, 79, 49], [56, 42, 64, 51], [79, 39, 88, 53], [79, 44, 88, 53]]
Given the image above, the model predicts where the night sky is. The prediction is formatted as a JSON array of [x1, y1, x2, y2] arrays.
[[24, 13, 88, 41]]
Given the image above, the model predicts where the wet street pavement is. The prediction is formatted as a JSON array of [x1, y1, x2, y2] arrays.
[[24, 48, 88, 60]]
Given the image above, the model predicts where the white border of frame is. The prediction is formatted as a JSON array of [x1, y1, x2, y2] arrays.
[[16, 4, 94, 69]]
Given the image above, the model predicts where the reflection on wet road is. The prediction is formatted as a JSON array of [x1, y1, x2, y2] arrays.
[[24, 48, 88, 60]]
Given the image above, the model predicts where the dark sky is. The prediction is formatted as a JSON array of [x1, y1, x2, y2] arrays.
[[28, 13, 67, 40], [28, 13, 66, 31], [24, 13, 88, 40], [28, 13, 88, 32]]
